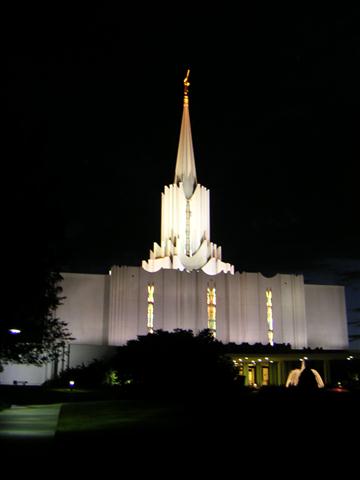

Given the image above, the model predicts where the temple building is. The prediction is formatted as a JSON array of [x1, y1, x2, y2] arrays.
[[0, 72, 351, 387]]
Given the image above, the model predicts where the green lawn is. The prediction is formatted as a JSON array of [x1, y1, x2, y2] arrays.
[[55, 398, 196, 459], [56, 399, 188, 434], [1, 386, 359, 464]]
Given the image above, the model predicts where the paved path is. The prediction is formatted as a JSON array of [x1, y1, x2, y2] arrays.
[[0, 404, 61, 456]]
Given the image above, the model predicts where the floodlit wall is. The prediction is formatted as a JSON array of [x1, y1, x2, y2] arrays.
[[56, 269, 349, 351], [57, 273, 108, 345], [108, 266, 222, 345], [3, 273, 348, 386], [107, 267, 308, 348], [0, 363, 54, 386], [305, 284, 348, 349], [68, 344, 118, 369]]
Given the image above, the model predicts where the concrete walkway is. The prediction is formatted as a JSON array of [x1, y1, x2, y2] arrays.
[[0, 404, 61, 456]]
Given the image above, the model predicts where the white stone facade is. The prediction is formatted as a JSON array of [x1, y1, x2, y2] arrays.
[[56, 268, 348, 350]]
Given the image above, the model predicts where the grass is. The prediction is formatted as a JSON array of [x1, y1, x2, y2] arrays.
[[52, 389, 360, 467], [3, 385, 360, 445], [56, 399, 188, 434], [54, 398, 197, 462], [2, 385, 360, 467]]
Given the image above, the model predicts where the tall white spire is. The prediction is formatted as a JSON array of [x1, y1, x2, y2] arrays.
[[142, 71, 234, 275], [174, 70, 197, 199]]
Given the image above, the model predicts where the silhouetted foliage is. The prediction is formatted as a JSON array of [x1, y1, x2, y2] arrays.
[[108, 329, 238, 397], [297, 367, 318, 390], [0, 269, 72, 369], [48, 359, 107, 388]]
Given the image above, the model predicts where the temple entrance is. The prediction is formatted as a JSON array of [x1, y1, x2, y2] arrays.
[[262, 366, 270, 386], [248, 365, 256, 386]]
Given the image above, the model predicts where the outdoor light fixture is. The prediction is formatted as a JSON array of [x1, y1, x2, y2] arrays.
[[8, 328, 21, 334], [69, 380, 75, 388]]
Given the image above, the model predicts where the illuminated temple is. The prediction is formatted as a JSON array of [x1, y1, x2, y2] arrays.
[[1, 72, 351, 387]]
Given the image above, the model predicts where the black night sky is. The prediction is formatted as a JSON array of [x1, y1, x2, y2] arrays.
[[2, 6, 360, 345]]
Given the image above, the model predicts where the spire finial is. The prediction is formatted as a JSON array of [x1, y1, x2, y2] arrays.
[[183, 69, 190, 105]]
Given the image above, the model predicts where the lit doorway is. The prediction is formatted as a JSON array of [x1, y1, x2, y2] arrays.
[[248, 365, 256, 386], [262, 366, 270, 386]]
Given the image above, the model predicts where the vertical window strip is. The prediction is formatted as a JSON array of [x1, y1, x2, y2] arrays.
[[147, 284, 155, 333], [207, 285, 216, 337], [266, 288, 274, 346]]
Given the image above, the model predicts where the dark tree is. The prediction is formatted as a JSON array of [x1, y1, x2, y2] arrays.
[[109, 329, 238, 397], [0, 256, 72, 370]]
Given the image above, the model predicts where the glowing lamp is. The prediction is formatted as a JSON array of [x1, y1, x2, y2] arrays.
[[9, 328, 21, 335]]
